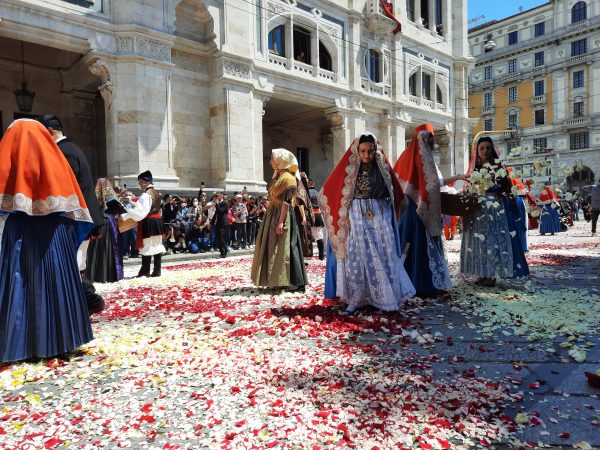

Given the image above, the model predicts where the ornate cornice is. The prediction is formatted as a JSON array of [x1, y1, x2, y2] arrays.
[[223, 61, 252, 80], [116, 35, 171, 62]]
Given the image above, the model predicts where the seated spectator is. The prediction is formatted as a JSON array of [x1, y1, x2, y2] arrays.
[[186, 214, 211, 253], [176, 200, 189, 228], [163, 224, 177, 254]]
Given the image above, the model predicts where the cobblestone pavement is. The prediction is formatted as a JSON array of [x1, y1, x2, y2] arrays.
[[0, 222, 598, 449]]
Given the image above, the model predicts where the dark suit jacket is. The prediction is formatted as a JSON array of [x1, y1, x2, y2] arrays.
[[213, 201, 229, 228], [57, 138, 104, 230]]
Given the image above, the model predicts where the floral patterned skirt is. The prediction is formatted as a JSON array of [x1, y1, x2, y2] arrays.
[[460, 195, 514, 280], [336, 199, 415, 311]]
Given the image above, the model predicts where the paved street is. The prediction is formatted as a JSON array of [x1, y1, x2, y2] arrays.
[[0, 222, 598, 449]]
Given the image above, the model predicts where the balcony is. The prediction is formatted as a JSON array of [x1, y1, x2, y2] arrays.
[[503, 72, 520, 82], [318, 68, 335, 82], [364, 0, 397, 35], [565, 116, 591, 127], [531, 95, 546, 105], [268, 53, 288, 68], [532, 65, 546, 75], [568, 19, 589, 30], [292, 60, 316, 77], [567, 53, 590, 66], [481, 106, 495, 115], [362, 79, 390, 97]]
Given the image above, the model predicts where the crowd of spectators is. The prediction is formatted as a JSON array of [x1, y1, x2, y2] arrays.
[[116, 187, 270, 258]]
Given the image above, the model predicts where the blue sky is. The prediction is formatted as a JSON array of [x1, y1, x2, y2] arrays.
[[468, 0, 549, 25]]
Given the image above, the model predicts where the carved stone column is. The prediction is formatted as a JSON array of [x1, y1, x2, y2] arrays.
[[88, 34, 178, 188], [89, 59, 117, 182], [436, 127, 453, 177], [325, 110, 349, 163]]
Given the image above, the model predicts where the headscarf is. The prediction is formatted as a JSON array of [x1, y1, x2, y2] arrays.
[[271, 148, 299, 176], [318, 132, 403, 259], [95, 178, 119, 207], [468, 136, 500, 174], [0, 119, 93, 244], [393, 123, 442, 236], [539, 185, 558, 204]]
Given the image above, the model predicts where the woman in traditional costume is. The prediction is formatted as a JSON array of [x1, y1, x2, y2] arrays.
[[85, 178, 125, 283], [460, 136, 528, 287], [0, 119, 94, 363], [320, 133, 415, 313], [539, 184, 562, 235], [394, 124, 462, 297], [251, 149, 307, 291]]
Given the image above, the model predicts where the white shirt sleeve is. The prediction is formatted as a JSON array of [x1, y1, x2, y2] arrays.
[[121, 192, 152, 222], [436, 167, 445, 186]]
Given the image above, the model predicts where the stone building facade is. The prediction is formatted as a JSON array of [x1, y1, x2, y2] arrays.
[[468, 0, 600, 190], [0, 0, 471, 192]]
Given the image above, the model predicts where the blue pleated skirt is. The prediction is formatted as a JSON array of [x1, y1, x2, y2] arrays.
[[0, 213, 93, 363], [501, 197, 530, 277], [515, 196, 528, 252], [539, 204, 562, 234], [398, 199, 451, 295], [324, 240, 337, 299]]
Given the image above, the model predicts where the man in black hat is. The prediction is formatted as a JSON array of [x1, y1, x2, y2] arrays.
[[120, 171, 165, 276], [40, 114, 105, 315]]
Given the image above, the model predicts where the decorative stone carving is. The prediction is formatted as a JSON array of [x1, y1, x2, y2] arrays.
[[320, 23, 340, 38], [267, 2, 287, 20], [136, 38, 171, 61], [364, 12, 395, 41], [116, 35, 171, 62], [89, 59, 113, 110], [223, 61, 252, 79], [362, 30, 392, 46], [116, 36, 134, 54], [326, 112, 344, 128]]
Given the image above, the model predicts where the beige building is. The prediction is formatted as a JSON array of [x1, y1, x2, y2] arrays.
[[0, 0, 472, 192], [468, 0, 600, 190]]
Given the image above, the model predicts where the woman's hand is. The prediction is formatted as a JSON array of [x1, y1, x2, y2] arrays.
[[301, 217, 307, 226], [276, 222, 284, 236]]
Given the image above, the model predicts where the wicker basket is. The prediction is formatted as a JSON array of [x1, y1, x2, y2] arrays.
[[117, 217, 137, 233], [440, 192, 481, 216]]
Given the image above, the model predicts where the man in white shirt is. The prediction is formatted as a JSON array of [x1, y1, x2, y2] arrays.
[[120, 171, 166, 277]]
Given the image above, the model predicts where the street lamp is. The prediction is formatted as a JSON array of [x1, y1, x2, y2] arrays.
[[14, 41, 35, 113]]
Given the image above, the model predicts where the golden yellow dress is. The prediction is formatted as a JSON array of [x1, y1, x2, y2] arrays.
[[251, 171, 308, 287]]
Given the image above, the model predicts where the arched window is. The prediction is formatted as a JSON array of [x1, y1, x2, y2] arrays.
[[268, 25, 285, 56], [572, 1, 587, 23], [409, 73, 417, 96], [436, 85, 443, 104], [319, 41, 332, 71], [293, 25, 311, 63], [368, 49, 381, 82]]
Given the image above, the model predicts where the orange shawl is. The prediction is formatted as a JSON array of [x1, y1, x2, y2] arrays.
[[0, 119, 93, 240], [393, 123, 442, 236]]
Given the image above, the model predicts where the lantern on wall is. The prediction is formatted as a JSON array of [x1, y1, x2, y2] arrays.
[[14, 41, 35, 113]]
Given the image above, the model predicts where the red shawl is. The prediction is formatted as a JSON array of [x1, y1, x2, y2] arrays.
[[318, 135, 403, 259], [393, 123, 442, 236], [539, 185, 558, 204]]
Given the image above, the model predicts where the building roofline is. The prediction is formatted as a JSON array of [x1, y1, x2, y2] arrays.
[[468, 2, 552, 33]]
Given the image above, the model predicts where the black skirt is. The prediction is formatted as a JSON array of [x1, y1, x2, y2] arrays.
[[313, 212, 324, 228], [142, 217, 164, 239]]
